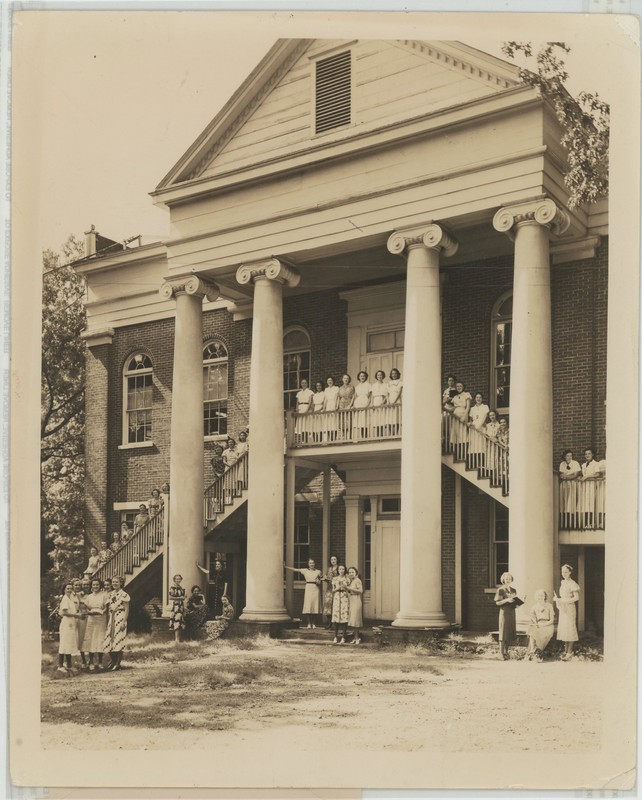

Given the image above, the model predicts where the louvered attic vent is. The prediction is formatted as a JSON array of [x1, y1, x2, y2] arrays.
[[315, 51, 351, 134]]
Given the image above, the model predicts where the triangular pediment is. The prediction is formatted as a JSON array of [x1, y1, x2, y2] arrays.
[[156, 39, 520, 191]]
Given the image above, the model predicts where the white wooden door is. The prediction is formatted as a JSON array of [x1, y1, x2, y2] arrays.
[[372, 520, 400, 620], [366, 352, 404, 381]]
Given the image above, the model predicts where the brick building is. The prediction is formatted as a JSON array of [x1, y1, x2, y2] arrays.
[[77, 39, 608, 633]]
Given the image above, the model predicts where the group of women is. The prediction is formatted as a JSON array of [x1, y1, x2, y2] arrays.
[[559, 448, 606, 528], [167, 572, 235, 642], [56, 575, 130, 674], [443, 375, 509, 457], [284, 555, 364, 644], [295, 370, 402, 442], [495, 564, 581, 662]]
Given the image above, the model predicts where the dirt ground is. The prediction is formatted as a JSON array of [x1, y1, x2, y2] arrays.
[[40, 634, 603, 755]]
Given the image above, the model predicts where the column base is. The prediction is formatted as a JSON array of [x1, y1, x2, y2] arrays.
[[229, 619, 295, 639], [391, 611, 451, 629], [240, 608, 291, 623]]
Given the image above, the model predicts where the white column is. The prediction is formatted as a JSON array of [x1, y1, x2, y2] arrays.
[[322, 465, 331, 572], [285, 459, 296, 614], [493, 198, 570, 618], [344, 495, 361, 570], [160, 276, 219, 596], [237, 258, 300, 622], [387, 223, 458, 628]]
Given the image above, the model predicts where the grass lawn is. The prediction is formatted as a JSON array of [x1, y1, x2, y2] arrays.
[[41, 632, 604, 755]]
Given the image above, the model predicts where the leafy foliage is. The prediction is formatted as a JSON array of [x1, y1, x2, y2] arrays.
[[502, 42, 609, 209], [41, 235, 87, 578]]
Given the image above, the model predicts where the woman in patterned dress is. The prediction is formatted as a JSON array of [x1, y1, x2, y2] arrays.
[[204, 596, 235, 641], [103, 576, 130, 671], [147, 487, 164, 516], [184, 585, 208, 640], [81, 578, 108, 671], [321, 555, 339, 628], [347, 567, 363, 645], [554, 564, 581, 660], [337, 374, 355, 441], [494, 571, 520, 660], [168, 574, 186, 642], [284, 559, 322, 628], [331, 565, 351, 644]]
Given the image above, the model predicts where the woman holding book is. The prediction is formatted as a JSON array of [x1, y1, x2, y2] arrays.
[[494, 571, 522, 660]]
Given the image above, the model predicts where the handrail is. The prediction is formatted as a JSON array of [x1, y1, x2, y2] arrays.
[[286, 404, 402, 448], [558, 475, 606, 531], [204, 450, 249, 525], [441, 413, 509, 496], [92, 506, 165, 583]]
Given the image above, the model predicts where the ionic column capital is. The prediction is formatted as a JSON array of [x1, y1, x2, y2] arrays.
[[236, 258, 301, 288], [159, 275, 220, 302], [387, 223, 458, 258], [493, 198, 570, 239]]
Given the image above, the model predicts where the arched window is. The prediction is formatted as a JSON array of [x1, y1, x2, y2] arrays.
[[491, 292, 513, 416], [283, 327, 311, 410], [123, 352, 153, 444], [203, 340, 229, 437]]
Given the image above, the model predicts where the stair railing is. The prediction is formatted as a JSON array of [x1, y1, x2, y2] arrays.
[[558, 476, 606, 531], [441, 413, 509, 496], [92, 506, 165, 584], [204, 450, 249, 525]]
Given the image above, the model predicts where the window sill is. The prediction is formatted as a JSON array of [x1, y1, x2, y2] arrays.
[[205, 435, 229, 443], [118, 441, 155, 450], [484, 587, 500, 595]]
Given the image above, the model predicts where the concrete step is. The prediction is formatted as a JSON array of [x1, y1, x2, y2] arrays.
[[278, 626, 376, 644]]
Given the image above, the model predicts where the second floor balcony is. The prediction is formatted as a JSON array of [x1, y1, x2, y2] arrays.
[[286, 404, 402, 450]]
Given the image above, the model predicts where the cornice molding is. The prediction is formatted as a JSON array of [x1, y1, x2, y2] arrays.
[[493, 198, 571, 239], [80, 327, 115, 348], [387, 223, 459, 258], [159, 275, 220, 302], [236, 258, 301, 288]]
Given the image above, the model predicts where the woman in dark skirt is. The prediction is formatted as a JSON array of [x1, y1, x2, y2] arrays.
[[184, 585, 208, 640], [494, 571, 519, 660]]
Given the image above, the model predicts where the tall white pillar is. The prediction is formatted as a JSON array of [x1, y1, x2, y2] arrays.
[[493, 198, 569, 615], [160, 276, 219, 596], [387, 224, 458, 628], [237, 258, 300, 622]]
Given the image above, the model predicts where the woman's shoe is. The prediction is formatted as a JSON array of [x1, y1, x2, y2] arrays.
[[354, 638, 361, 645], [339, 638, 346, 645], [332, 637, 338, 644], [57, 666, 67, 673]]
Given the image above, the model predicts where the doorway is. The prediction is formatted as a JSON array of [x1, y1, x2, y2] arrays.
[[372, 520, 400, 620]]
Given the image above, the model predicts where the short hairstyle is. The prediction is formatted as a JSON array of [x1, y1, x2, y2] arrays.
[[347, 566, 359, 575], [357, 370, 369, 380], [534, 588, 548, 601], [191, 585, 201, 593], [342, 373, 352, 383], [562, 448, 573, 458], [500, 572, 514, 583], [562, 563, 574, 574], [390, 368, 401, 378]]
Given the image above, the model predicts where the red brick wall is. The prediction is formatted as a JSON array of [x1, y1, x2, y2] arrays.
[[84, 343, 111, 549]]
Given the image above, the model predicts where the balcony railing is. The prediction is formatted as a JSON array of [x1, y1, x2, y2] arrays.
[[286, 405, 402, 449], [204, 451, 249, 525], [558, 477, 606, 531], [441, 413, 510, 495], [92, 506, 165, 583]]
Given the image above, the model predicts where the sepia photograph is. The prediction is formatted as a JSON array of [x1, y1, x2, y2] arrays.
[[7, 7, 640, 793]]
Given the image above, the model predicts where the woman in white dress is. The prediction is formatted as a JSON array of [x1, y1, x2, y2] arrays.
[[353, 371, 372, 440], [284, 559, 322, 628], [370, 370, 389, 438], [311, 381, 326, 443], [467, 392, 490, 469], [295, 379, 314, 444], [323, 376, 340, 442], [442, 374, 457, 412], [81, 578, 108, 671], [577, 448, 603, 529], [387, 368, 403, 435], [554, 564, 581, 660], [57, 582, 81, 673], [558, 449, 581, 529], [449, 381, 472, 459]]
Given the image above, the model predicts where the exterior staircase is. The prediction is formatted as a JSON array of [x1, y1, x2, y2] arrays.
[[441, 414, 509, 507], [92, 506, 166, 588], [203, 451, 249, 533]]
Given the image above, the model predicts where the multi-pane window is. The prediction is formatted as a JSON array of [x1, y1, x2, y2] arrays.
[[364, 523, 372, 591], [491, 293, 512, 415], [315, 50, 352, 134], [203, 341, 228, 437], [491, 503, 509, 586], [283, 327, 311, 410], [294, 505, 311, 568], [124, 353, 153, 443]]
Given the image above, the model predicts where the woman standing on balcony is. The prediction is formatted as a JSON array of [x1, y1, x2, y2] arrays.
[[554, 564, 580, 660], [311, 381, 326, 444], [284, 559, 322, 628], [468, 392, 490, 469], [103, 576, 130, 671], [442, 374, 457, 412], [321, 554, 339, 628], [295, 379, 314, 444], [450, 381, 472, 460], [353, 371, 372, 440], [371, 370, 389, 438], [337, 374, 355, 441], [324, 376, 340, 442], [388, 368, 403, 404], [147, 488, 164, 516], [578, 449, 603, 529], [558, 449, 581, 529]]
